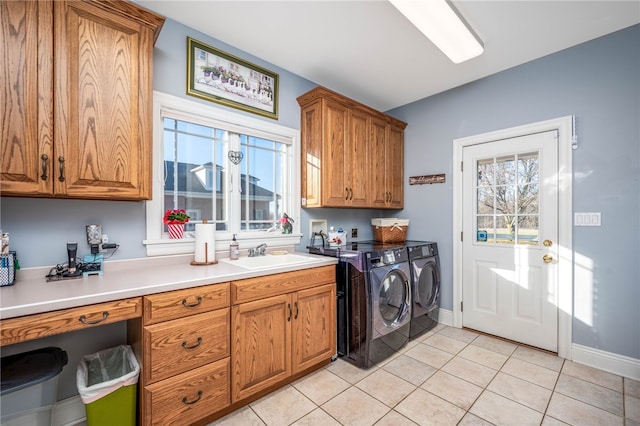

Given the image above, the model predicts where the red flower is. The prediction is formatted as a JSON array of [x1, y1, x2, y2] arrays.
[[163, 209, 190, 224]]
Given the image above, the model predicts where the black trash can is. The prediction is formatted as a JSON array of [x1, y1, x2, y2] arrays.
[[1, 347, 68, 425]]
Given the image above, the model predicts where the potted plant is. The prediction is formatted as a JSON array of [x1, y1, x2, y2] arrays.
[[163, 209, 190, 239]]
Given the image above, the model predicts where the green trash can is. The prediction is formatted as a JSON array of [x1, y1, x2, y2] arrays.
[[76, 345, 140, 426]]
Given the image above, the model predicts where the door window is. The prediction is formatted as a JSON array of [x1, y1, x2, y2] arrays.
[[475, 152, 540, 245]]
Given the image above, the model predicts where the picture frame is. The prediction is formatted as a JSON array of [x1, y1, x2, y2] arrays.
[[186, 37, 279, 119]]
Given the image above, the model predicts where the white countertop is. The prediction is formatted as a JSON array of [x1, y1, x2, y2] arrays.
[[0, 253, 337, 319]]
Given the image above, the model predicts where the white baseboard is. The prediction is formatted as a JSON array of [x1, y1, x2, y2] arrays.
[[51, 396, 85, 426], [572, 343, 640, 381], [437, 308, 454, 326]]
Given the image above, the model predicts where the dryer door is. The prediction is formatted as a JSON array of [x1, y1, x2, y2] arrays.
[[413, 257, 441, 314], [370, 264, 411, 337]]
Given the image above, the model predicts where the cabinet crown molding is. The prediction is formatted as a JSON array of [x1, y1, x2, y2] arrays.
[[297, 86, 407, 130]]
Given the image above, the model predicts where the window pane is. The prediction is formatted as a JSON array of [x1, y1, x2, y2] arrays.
[[518, 152, 539, 184], [496, 215, 515, 244], [476, 216, 495, 243], [163, 118, 227, 234], [517, 215, 539, 245], [495, 155, 516, 185], [240, 135, 287, 231], [477, 187, 494, 214], [518, 183, 539, 214], [477, 158, 494, 186], [494, 184, 516, 215]]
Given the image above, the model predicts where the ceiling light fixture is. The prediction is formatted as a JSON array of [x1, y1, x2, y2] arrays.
[[389, 0, 484, 64]]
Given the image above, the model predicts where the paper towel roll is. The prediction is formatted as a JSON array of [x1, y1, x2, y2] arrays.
[[194, 223, 216, 263]]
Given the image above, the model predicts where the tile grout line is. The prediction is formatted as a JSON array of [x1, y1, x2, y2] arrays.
[[236, 325, 632, 426]]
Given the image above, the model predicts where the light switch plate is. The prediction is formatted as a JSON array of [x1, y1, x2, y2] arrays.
[[574, 212, 601, 226]]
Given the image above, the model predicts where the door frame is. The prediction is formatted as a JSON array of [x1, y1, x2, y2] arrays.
[[452, 116, 574, 359]]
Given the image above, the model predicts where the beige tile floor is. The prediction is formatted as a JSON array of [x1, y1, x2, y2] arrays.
[[211, 324, 640, 426]]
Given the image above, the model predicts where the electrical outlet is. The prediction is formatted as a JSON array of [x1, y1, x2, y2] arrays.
[[351, 228, 358, 238], [102, 235, 109, 243]]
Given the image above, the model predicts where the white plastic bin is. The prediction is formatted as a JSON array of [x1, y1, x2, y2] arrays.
[[0, 347, 68, 426]]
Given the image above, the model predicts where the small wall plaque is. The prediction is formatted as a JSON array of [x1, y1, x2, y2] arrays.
[[409, 174, 446, 185]]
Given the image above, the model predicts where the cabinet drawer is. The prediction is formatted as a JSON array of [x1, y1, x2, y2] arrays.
[[144, 358, 230, 426], [231, 266, 335, 304], [144, 283, 229, 325], [144, 309, 230, 383], [0, 297, 142, 346]]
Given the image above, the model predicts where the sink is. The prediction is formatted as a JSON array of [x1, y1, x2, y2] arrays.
[[220, 253, 315, 270]]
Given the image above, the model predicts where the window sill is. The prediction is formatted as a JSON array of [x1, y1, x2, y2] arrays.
[[143, 233, 303, 257]]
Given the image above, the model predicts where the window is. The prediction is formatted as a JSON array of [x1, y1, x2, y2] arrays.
[[145, 92, 301, 256], [475, 152, 540, 245]]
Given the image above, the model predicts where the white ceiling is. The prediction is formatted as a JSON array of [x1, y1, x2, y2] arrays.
[[137, 1, 640, 112]]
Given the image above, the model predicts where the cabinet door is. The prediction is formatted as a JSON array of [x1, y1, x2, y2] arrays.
[[300, 101, 322, 208], [348, 109, 370, 207], [231, 294, 292, 402], [292, 283, 336, 374], [369, 117, 389, 209], [387, 125, 404, 209], [322, 99, 350, 207], [1, 1, 53, 196], [54, 1, 153, 199]]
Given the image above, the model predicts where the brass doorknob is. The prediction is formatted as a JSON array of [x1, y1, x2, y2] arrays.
[[543, 239, 553, 247], [543, 254, 553, 263]]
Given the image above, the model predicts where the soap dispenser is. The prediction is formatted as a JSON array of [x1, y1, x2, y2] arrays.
[[229, 234, 240, 260]]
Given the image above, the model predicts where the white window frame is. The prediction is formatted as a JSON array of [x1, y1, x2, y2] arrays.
[[144, 91, 301, 256]]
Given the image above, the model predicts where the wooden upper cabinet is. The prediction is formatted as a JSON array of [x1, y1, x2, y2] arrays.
[[322, 99, 350, 206], [0, 1, 54, 196], [0, 0, 165, 200], [370, 117, 388, 209], [370, 118, 404, 209], [297, 86, 406, 209], [387, 124, 405, 209], [348, 108, 370, 208]]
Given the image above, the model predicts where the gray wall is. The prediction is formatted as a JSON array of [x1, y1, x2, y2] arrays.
[[387, 25, 640, 360]]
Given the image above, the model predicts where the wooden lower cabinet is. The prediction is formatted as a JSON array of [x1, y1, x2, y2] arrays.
[[143, 358, 230, 426], [231, 294, 292, 401], [144, 309, 230, 383], [133, 283, 231, 426], [292, 284, 337, 374], [130, 267, 336, 425], [1, 297, 142, 346], [231, 281, 336, 402]]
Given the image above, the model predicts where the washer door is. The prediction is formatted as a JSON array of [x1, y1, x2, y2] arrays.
[[413, 257, 441, 313], [370, 264, 411, 337]]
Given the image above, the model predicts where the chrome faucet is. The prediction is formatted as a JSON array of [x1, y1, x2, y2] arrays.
[[248, 243, 267, 257]]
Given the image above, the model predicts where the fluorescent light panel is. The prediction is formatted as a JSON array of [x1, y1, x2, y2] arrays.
[[389, 0, 483, 64]]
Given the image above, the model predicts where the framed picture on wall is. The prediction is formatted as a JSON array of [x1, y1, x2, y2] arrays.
[[186, 37, 279, 119]]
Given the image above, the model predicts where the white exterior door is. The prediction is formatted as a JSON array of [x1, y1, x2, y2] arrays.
[[462, 130, 559, 352]]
